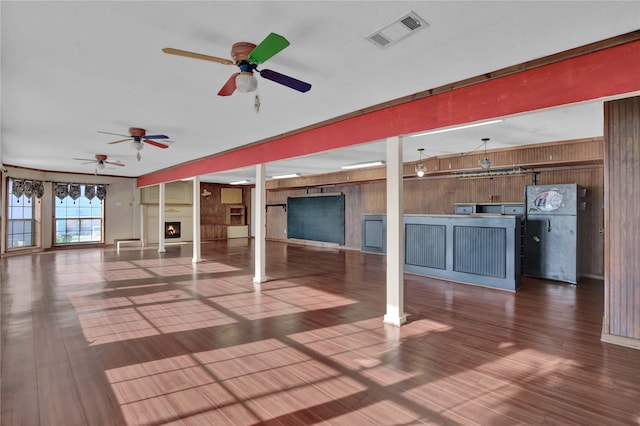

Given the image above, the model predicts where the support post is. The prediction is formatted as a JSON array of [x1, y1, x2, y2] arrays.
[[192, 176, 201, 263], [253, 163, 267, 284], [383, 136, 406, 326], [158, 182, 166, 253]]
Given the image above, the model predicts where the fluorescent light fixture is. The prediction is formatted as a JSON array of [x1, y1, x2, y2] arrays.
[[410, 119, 504, 138], [271, 173, 301, 179], [341, 161, 385, 170], [229, 179, 250, 185]]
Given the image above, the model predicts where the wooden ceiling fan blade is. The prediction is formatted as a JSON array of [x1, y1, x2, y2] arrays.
[[259, 69, 311, 93], [74, 158, 97, 165], [248, 33, 290, 64], [162, 48, 234, 65], [108, 138, 133, 144], [144, 139, 170, 148], [98, 131, 130, 137], [218, 73, 239, 96], [105, 161, 125, 166]]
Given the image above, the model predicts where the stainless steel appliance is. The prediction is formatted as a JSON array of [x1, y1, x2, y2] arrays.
[[524, 183, 583, 284]]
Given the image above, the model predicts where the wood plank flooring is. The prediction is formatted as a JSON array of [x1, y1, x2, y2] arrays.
[[2, 240, 639, 425]]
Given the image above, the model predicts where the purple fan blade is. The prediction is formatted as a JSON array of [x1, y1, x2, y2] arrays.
[[259, 69, 311, 93]]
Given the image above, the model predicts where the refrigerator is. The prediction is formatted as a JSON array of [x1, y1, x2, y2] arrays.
[[524, 183, 583, 284]]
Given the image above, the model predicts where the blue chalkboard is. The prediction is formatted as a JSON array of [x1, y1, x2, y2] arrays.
[[287, 194, 345, 245]]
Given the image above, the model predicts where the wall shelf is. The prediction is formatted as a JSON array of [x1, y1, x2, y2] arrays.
[[225, 205, 245, 226]]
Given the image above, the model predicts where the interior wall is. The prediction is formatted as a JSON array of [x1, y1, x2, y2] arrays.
[[143, 204, 193, 244], [603, 95, 640, 346], [1, 166, 138, 255], [199, 182, 250, 241]]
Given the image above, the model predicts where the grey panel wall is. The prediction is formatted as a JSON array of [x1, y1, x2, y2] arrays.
[[361, 215, 386, 253], [453, 226, 506, 278], [404, 215, 521, 291], [405, 224, 446, 269]]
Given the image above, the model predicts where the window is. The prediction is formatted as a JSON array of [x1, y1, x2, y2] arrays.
[[7, 179, 35, 249], [55, 185, 104, 244]]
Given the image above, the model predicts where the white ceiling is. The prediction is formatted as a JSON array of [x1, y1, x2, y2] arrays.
[[2, 1, 639, 184]]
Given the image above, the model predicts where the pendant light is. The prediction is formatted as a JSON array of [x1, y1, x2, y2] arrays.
[[479, 138, 492, 170], [415, 148, 426, 177]]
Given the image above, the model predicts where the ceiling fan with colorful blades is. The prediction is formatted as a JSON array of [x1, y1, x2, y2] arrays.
[[98, 127, 171, 161], [162, 32, 312, 97]]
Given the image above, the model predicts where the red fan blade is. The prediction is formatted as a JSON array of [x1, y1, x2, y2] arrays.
[[218, 73, 239, 96], [144, 139, 170, 149]]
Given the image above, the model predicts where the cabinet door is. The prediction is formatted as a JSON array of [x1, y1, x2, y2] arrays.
[[524, 215, 577, 283]]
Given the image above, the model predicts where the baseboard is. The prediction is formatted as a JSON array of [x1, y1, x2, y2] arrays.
[[601, 333, 640, 350], [581, 273, 605, 280]]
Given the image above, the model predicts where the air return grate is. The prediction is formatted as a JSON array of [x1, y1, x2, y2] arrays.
[[366, 11, 428, 48]]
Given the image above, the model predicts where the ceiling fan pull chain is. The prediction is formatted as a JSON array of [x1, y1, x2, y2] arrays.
[[254, 93, 261, 113]]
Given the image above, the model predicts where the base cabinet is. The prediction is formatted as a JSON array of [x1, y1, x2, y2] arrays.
[[227, 225, 249, 239]]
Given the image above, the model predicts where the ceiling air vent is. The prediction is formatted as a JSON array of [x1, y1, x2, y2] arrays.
[[366, 11, 428, 48]]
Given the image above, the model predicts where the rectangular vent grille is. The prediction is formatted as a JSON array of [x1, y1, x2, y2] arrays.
[[366, 11, 428, 48], [401, 16, 422, 31], [370, 33, 391, 47]]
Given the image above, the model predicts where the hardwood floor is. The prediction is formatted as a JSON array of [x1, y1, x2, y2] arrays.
[[2, 240, 639, 425]]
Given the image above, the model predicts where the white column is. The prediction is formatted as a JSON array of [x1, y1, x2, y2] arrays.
[[158, 183, 166, 253], [192, 176, 202, 263], [253, 163, 267, 284], [140, 204, 145, 246], [383, 136, 406, 326]]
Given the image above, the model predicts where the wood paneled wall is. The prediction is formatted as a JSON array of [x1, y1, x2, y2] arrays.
[[199, 183, 250, 240], [603, 96, 640, 345], [266, 139, 605, 278]]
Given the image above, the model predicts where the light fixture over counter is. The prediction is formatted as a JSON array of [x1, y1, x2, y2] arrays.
[[341, 160, 385, 170], [271, 173, 301, 179], [410, 119, 503, 138], [415, 148, 426, 177]]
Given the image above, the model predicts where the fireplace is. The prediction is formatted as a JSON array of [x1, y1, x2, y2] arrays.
[[165, 222, 181, 239]]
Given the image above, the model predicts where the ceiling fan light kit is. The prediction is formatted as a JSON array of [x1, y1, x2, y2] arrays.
[[236, 72, 258, 93]]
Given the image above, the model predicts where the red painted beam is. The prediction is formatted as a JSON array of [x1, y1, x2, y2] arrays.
[[138, 39, 640, 188]]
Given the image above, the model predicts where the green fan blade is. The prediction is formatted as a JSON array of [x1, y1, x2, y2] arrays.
[[248, 33, 290, 64]]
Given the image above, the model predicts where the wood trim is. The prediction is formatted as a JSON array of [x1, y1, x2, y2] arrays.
[[266, 138, 603, 189], [138, 33, 640, 187], [601, 333, 640, 350]]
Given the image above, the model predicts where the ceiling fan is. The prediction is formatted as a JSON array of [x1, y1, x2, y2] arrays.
[[162, 32, 312, 97], [98, 127, 171, 161], [73, 154, 125, 173]]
